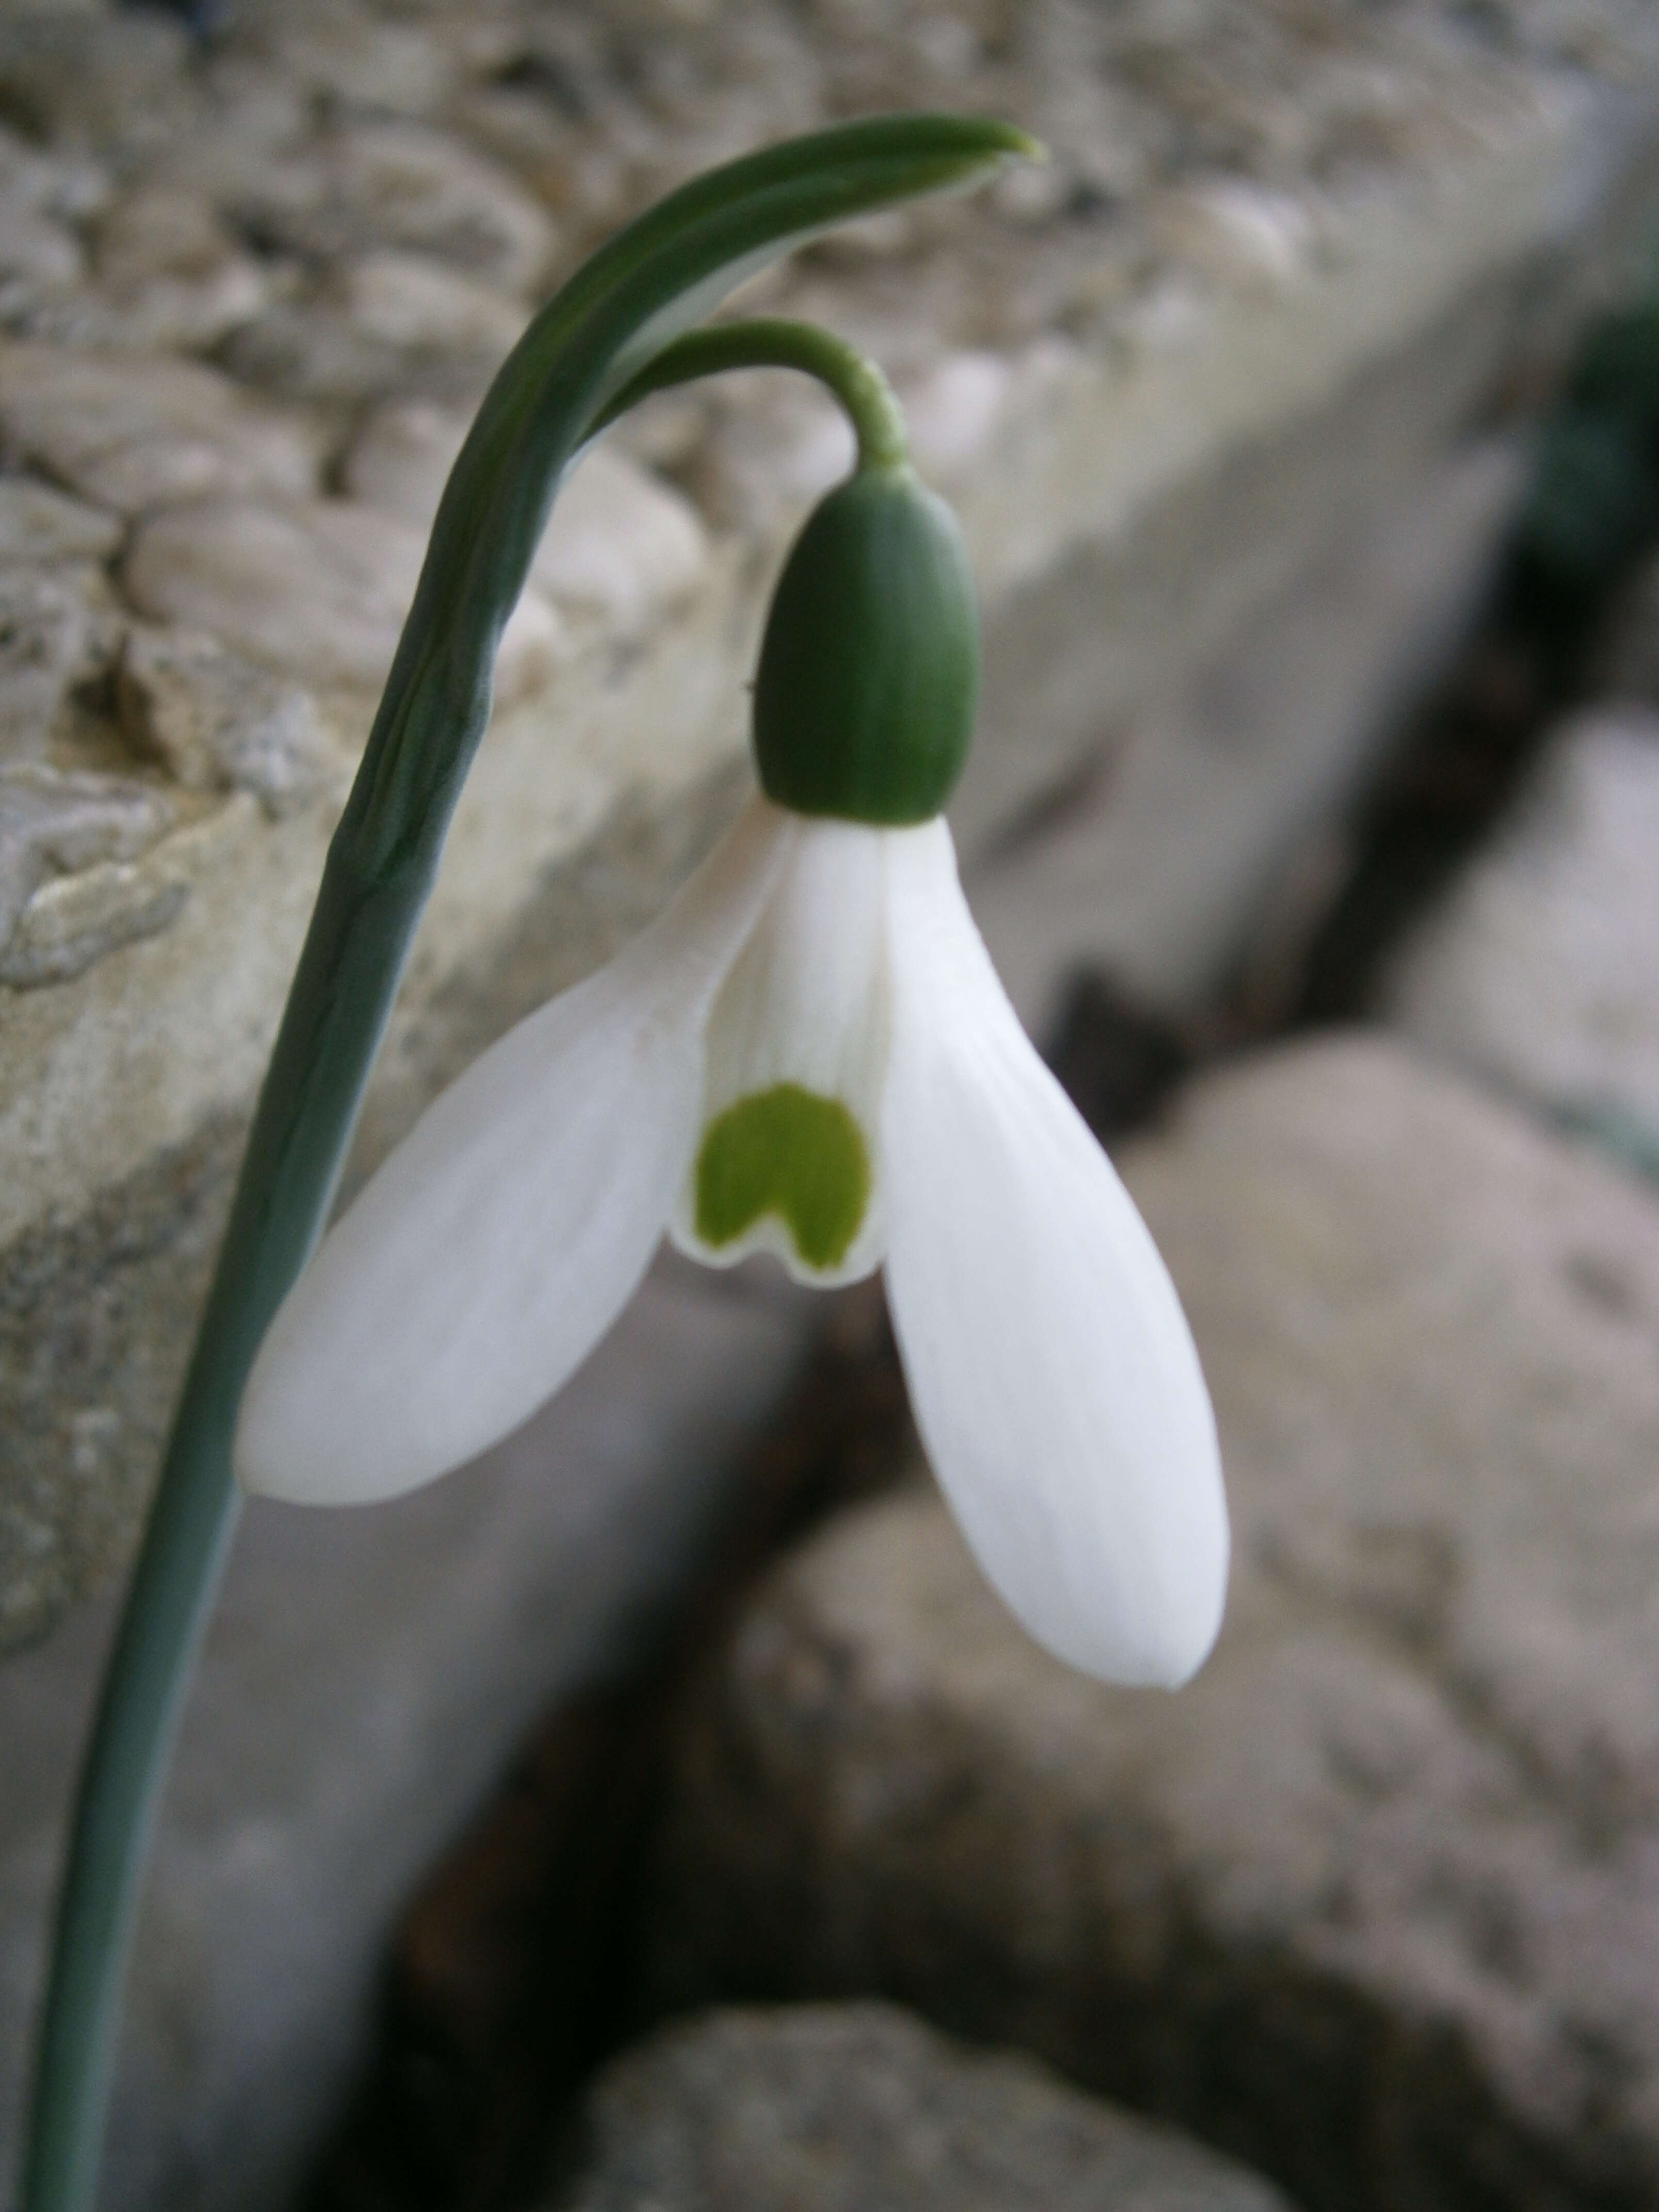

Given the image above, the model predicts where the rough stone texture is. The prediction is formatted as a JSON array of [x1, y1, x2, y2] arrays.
[[550, 2003, 1295, 2212], [0, 765, 177, 975], [0, 344, 323, 515], [0, 564, 111, 762], [0, 1250, 814, 2212], [115, 627, 333, 819], [124, 495, 562, 705], [226, 119, 558, 296], [1383, 710, 1659, 1177], [0, 13, 199, 166], [0, 478, 121, 568], [647, 1037, 1659, 2212], [972, 436, 1523, 1029], [4, 0, 1657, 1649], [346, 409, 710, 638], [88, 185, 269, 355], [217, 250, 529, 408]]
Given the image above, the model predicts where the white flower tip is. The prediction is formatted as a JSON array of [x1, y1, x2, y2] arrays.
[[984, 1426, 1230, 1691], [231, 1319, 445, 1507], [875, 811, 1231, 1696], [1127, 1507, 1230, 1690]]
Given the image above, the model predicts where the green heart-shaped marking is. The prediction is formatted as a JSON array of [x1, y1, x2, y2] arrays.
[[694, 1082, 871, 1271]]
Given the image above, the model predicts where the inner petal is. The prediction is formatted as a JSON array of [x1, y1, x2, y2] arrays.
[[672, 817, 892, 1284], [695, 1082, 871, 1270]]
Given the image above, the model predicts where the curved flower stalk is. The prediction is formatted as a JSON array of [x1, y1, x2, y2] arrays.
[[22, 118, 1035, 2212], [237, 338, 1230, 1688]]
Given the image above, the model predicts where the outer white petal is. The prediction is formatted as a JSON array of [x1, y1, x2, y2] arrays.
[[880, 819, 1228, 1686], [235, 797, 792, 1506]]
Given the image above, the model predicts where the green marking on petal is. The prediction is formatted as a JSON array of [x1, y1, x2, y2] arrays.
[[695, 1083, 871, 1271]]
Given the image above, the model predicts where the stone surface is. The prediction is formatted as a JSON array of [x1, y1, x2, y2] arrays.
[[0, 764, 176, 960], [124, 496, 561, 705], [550, 2003, 1294, 2212], [1383, 710, 1659, 1176], [0, 564, 110, 762], [89, 186, 268, 355], [0, 1252, 815, 2212], [647, 1037, 1659, 2212], [0, 13, 198, 166], [0, 345, 323, 517], [0, 478, 121, 569], [522, 444, 711, 639], [115, 627, 335, 820], [229, 119, 557, 295], [218, 251, 528, 407], [347, 405, 710, 636], [970, 437, 1523, 1029]]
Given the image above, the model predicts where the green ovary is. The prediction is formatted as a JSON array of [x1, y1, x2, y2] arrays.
[[694, 1082, 872, 1271]]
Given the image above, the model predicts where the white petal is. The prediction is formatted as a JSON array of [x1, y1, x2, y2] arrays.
[[235, 797, 790, 1506], [671, 815, 891, 1286], [881, 820, 1228, 1685]]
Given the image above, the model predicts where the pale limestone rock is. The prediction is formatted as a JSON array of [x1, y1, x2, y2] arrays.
[[688, 372, 856, 536], [90, 186, 268, 353], [0, 117, 105, 229], [552, 2005, 1294, 2212], [0, 13, 199, 162], [219, 251, 529, 405], [967, 441, 1524, 1028], [347, 404, 709, 637], [1, 854, 189, 990], [214, 300, 470, 410], [530, 445, 710, 636], [0, 344, 323, 517], [339, 394, 470, 522], [1384, 711, 1659, 1174], [146, 57, 311, 208], [649, 1037, 1659, 2212], [0, 194, 81, 296], [335, 250, 528, 356], [0, 763, 176, 955], [0, 566, 109, 763], [116, 627, 334, 819], [898, 350, 1015, 484], [1153, 180, 1319, 300], [0, 479, 121, 567], [123, 495, 562, 705], [233, 120, 558, 296], [267, 15, 456, 119]]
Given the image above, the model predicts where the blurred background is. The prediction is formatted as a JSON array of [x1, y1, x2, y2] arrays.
[[4, 3, 1659, 2209]]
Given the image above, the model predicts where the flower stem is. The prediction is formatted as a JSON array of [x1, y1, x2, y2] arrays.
[[595, 317, 912, 472], [19, 112, 1037, 2212]]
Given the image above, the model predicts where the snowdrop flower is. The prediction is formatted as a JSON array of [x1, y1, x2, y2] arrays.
[[235, 462, 1228, 1686]]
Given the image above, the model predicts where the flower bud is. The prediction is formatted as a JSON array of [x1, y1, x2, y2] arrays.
[[752, 462, 980, 825]]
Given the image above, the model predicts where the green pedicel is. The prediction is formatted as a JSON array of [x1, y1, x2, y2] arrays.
[[695, 1083, 871, 1271]]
